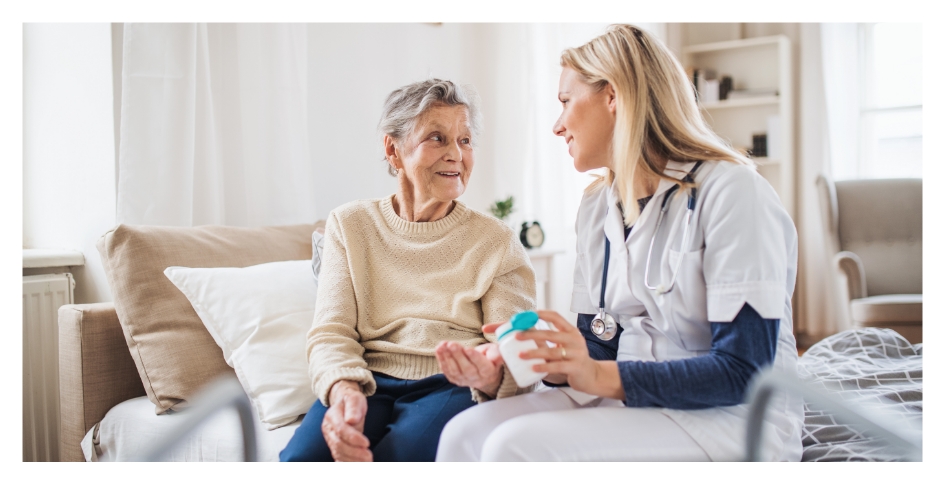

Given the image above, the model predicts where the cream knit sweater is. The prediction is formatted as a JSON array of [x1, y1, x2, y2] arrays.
[[308, 195, 537, 406]]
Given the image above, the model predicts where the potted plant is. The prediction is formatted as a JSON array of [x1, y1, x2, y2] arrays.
[[489, 195, 515, 222]]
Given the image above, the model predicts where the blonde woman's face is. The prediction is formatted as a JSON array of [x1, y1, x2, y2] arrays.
[[552, 67, 616, 172], [394, 104, 475, 202]]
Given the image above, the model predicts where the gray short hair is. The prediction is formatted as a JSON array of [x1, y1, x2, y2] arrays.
[[378, 79, 482, 176]]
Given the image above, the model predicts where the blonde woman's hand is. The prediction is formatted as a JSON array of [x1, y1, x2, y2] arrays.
[[435, 339, 504, 398], [322, 380, 372, 462], [518, 310, 624, 400]]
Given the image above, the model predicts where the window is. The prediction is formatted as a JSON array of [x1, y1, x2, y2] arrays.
[[857, 23, 922, 179]]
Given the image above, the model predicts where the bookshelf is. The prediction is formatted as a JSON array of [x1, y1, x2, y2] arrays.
[[699, 96, 779, 110], [681, 35, 795, 219]]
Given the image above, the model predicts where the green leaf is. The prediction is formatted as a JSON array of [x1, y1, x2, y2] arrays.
[[489, 195, 515, 220]]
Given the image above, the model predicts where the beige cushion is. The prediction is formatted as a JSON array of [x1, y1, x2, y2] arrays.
[[850, 295, 922, 345], [850, 294, 922, 324], [97, 223, 318, 414], [834, 179, 922, 296]]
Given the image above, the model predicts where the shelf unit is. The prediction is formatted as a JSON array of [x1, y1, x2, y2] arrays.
[[681, 35, 795, 219], [699, 96, 779, 110]]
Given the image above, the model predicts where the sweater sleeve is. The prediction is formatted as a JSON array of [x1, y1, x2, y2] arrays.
[[307, 212, 376, 406], [617, 303, 779, 409], [474, 232, 538, 402]]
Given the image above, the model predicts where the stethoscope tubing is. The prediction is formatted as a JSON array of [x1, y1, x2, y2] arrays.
[[643, 185, 696, 295], [592, 162, 703, 340]]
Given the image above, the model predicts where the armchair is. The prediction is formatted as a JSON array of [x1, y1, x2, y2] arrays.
[[815, 175, 922, 343]]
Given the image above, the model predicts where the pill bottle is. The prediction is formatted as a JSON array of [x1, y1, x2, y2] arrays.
[[497, 311, 550, 387]]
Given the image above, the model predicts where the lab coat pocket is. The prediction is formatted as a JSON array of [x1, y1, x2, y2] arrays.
[[667, 248, 711, 351]]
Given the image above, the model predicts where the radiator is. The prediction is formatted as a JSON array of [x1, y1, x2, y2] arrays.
[[23, 273, 74, 462]]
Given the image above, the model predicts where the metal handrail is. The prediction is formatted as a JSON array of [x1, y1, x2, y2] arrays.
[[133, 376, 257, 462], [744, 367, 921, 462]]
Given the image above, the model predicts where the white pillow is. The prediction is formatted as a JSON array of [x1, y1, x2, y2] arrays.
[[164, 260, 317, 430]]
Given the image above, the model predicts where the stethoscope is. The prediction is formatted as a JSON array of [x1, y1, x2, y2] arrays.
[[591, 161, 703, 341]]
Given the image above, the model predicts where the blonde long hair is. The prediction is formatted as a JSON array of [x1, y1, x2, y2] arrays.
[[561, 24, 752, 226]]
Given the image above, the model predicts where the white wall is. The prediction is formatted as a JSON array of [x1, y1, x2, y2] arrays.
[[306, 23, 497, 218], [22, 22, 663, 315], [477, 24, 608, 320], [23, 23, 116, 304], [306, 23, 646, 320]]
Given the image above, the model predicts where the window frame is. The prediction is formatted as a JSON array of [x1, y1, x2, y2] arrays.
[[856, 23, 923, 179]]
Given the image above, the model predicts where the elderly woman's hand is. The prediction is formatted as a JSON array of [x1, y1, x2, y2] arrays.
[[435, 340, 504, 398], [517, 310, 625, 400], [322, 380, 372, 462]]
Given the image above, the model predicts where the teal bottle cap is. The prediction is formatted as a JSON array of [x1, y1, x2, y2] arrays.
[[498, 311, 539, 340]]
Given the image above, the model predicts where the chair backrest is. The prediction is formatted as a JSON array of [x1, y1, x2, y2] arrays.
[[828, 178, 922, 296]]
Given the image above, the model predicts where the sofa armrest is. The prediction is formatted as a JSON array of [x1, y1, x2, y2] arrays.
[[59, 303, 146, 462], [834, 250, 867, 302]]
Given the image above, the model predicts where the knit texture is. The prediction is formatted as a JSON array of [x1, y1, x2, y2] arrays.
[[308, 195, 537, 406]]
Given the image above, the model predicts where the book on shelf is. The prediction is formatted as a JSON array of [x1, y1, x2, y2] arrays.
[[751, 133, 768, 158], [688, 68, 720, 103], [720, 76, 733, 100]]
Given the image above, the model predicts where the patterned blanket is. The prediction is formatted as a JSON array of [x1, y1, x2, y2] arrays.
[[796, 328, 922, 461]]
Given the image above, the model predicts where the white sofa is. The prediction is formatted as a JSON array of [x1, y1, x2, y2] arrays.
[[59, 221, 324, 462]]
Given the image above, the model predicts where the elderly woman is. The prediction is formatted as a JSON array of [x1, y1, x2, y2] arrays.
[[279, 79, 537, 462]]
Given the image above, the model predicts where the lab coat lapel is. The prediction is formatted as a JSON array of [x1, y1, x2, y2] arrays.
[[654, 161, 698, 199], [627, 160, 698, 246], [621, 161, 697, 247]]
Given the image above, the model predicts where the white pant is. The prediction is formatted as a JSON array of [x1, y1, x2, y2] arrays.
[[436, 388, 710, 461]]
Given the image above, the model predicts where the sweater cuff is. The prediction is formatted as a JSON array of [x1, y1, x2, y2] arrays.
[[471, 366, 534, 403], [315, 367, 377, 406]]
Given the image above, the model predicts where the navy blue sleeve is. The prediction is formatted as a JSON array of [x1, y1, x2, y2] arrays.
[[616, 303, 779, 409], [542, 313, 622, 387], [578, 313, 622, 361]]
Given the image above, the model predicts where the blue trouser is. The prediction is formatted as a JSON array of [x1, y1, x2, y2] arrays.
[[279, 373, 476, 462]]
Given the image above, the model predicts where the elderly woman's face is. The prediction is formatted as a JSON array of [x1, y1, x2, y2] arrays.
[[397, 104, 475, 202]]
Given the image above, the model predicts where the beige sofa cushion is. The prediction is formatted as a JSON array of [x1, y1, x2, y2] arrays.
[[850, 294, 922, 324], [850, 294, 922, 344], [97, 223, 318, 414]]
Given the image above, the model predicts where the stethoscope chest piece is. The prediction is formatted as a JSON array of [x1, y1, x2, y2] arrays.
[[592, 236, 619, 341], [591, 311, 618, 341]]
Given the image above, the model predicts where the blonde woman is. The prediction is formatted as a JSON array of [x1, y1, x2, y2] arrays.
[[435, 25, 803, 461]]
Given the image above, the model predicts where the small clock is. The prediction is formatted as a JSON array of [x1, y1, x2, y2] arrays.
[[520, 221, 545, 249]]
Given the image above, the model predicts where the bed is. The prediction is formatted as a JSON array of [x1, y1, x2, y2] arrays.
[[793, 327, 923, 461]]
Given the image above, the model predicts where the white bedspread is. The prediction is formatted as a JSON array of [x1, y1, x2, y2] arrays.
[[82, 396, 301, 462]]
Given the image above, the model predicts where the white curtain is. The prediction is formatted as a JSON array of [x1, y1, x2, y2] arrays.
[[117, 23, 316, 227], [793, 24, 850, 340], [804, 23, 862, 336], [487, 23, 660, 322], [820, 23, 861, 182], [519, 24, 602, 320]]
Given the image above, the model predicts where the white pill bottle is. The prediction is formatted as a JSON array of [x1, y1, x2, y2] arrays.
[[496, 310, 553, 387]]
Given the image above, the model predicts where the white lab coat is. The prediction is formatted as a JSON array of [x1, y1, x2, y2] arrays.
[[569, 160, 804, 461]]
